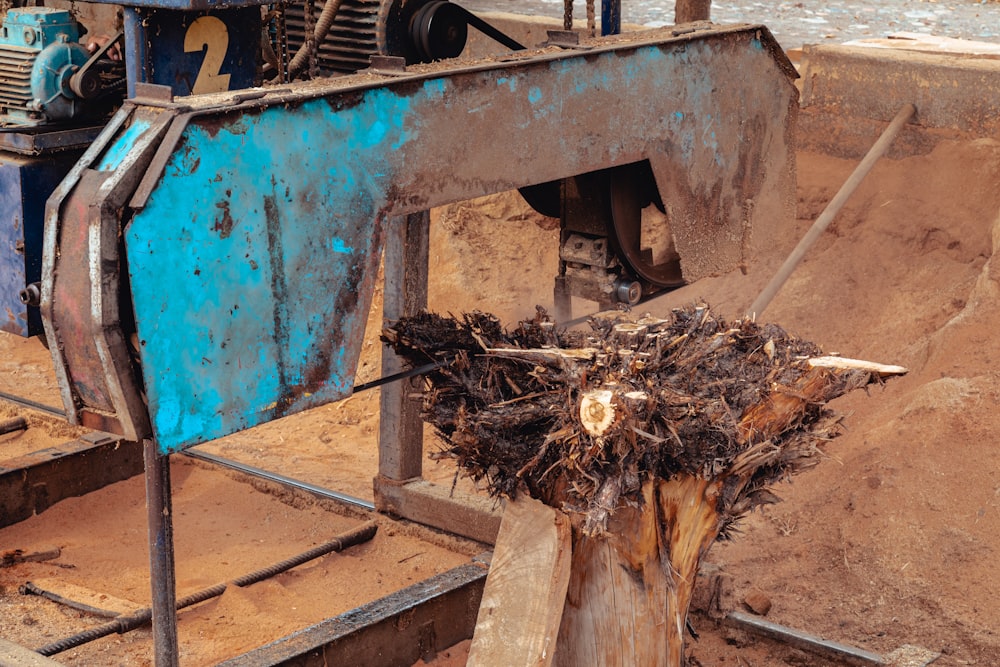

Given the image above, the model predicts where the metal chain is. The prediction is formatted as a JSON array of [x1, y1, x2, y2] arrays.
[[563, 0, 573, 31]]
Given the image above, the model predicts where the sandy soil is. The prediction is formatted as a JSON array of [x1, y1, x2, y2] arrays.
[[3, 63, 1000, 667]]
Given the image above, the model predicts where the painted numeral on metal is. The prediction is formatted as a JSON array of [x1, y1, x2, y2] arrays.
[[185, 16, 232, 94]]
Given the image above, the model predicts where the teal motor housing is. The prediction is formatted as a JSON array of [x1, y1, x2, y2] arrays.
[[0, 7, 90, 125]]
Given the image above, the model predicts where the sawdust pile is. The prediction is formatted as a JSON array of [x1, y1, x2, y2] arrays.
[[382, 303, 901, 536]]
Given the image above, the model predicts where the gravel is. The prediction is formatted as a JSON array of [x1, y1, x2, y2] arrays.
[[466, 0, 1000, 49]]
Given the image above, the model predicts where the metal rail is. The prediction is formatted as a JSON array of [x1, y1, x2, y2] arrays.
[[34, 521, 378, 656], [183, 448, 377, 511], [726, 611, 884, 665], [0, 389, 64, 417]]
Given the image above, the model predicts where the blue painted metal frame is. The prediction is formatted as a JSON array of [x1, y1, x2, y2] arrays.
[[0, 152, 79, 336], [123, 6, 260, 99], [44, 25, 798, 453]]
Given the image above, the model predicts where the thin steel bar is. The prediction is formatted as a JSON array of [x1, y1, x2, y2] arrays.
[[748, 103, 917, 318], [0, 390, 65, 418], [182, 449, 376, 511], [143, 438, 178, 667], [34, 522, 377, 656], [725, 611, 885, 665]]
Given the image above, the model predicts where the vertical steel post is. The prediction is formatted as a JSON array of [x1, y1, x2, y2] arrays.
[[601, 0, 621, 35], [143, 438, 179, 667], [122, 8, 148, 99], [378, 211, 430, 483]]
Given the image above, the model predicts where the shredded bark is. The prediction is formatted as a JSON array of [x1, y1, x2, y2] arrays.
[[382, 303, 896, 537]]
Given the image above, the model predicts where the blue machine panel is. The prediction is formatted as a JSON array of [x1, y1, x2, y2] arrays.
[[122, 7, 260, 98], [0, 152, 78, 336], [125, 95, 397, 449]]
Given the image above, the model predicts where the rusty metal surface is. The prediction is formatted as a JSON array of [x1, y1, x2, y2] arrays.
[[0, 126, 103, 156], [217, 560, 488, 667], [42, 107, 173, 440], [0, 151, 79, 337], [0, 433, 141, 528], [45, 24, 797, 453]]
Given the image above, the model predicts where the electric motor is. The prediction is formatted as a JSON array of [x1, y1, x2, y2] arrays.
[[0, 7, 90, 125]]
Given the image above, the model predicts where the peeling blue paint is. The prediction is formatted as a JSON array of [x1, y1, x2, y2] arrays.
[[97, 118, 153, 172]]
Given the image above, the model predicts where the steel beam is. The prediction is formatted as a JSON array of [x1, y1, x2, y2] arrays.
[[0, 433, 142, 528], [217, 560, 489, 667], [375, 478, 501, 545], [44, 24, 797, 454]]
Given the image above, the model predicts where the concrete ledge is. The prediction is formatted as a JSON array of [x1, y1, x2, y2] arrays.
[[798, 44, 1000, 157]]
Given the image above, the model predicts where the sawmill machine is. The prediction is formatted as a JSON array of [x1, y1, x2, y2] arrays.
[[0, 1, 799, 659], [0, 0, 798, 451]]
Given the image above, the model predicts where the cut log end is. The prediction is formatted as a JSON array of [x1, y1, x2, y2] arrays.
[[579, 390, 617, 436]]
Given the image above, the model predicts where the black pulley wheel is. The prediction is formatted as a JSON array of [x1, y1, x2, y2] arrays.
[[410, 0, 468, 61], [607, 162, 684, 288]]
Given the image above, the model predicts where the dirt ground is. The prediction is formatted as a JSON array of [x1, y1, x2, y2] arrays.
[[3, 56, 1000, 667]]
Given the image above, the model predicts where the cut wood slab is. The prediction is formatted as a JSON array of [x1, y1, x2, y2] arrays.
[[468, 496, 572, 667]]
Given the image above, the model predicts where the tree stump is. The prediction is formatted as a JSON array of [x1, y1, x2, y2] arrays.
[[556, 476, 721, 667], [384, 304, 906, 665]]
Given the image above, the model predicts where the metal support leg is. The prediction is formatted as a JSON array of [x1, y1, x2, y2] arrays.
[[374, 212, 503, 544], [378, 211, 430, 483], [143, 438, 179, 667]]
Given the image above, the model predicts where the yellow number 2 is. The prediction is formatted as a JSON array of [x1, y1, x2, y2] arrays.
[[185, 16, 232, 95]]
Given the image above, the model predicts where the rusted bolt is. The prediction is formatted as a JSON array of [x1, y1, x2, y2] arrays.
[[19, 282, 41, 307]]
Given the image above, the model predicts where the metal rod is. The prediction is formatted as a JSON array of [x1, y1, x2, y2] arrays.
[[143, 438, 179, 667], [34, 522, 378, 656], [748, 103, 917, 319], [0, 416, 28, 436], [183, 449, 376, 511], [0, 390, 65, 418], [20, 582, 121, 619], [0, 357, 442, 421], [725, 611, 885, 666], [601, 0, 621, 35]]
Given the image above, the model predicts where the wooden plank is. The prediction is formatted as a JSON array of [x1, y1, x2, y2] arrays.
[[468, 496, 571, 667], [844, 32, 1000, 57]]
